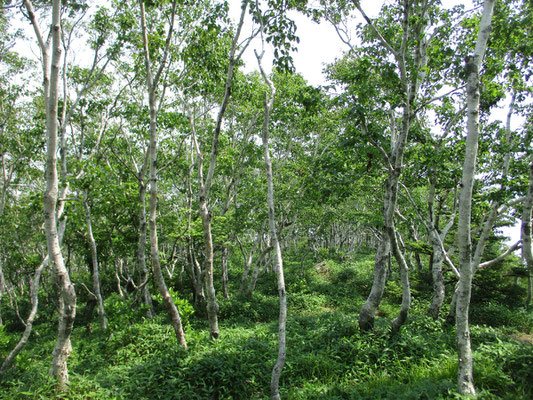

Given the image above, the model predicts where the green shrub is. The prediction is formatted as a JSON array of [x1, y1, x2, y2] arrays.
[[470, 302, 533, 332], [103, 293, 149, 330], [152, 288, 194, 327], [218, 292, 279, 323]]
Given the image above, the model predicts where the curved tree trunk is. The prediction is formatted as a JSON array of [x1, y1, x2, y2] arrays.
[[139, 0, 187, 348], [83, 191, 107, 330], [0, 257, 48, 378], [189, 2, 249, 339], [358, 236, 390, 330], [22, 0, 78, 387], [356, 0, 428, 330], [455, 1, 495, 395], [390, 229, 411, 332]]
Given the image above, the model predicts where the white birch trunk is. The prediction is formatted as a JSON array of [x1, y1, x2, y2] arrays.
[[139, 0, 187, 347], [0, 258, 47, 379], [22, 0, 77, 387], [82, 191, 107, 330], [0, 257, 5, 326], [455, 1, 495, 395], [138, 177, 154, 318], [190, 2, 249, 339], [522, 160, 533, 307], [428, 229, 446, 319], [357, 0, 429, 330], [256, 60, 287, 400]]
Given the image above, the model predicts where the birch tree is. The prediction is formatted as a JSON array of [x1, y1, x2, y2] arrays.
[[255, 48, 287, 400], [522, 158, 533, 307], [455, 0, 495, 394], [324, 0, 435, 331], [138, 0, 187, 347], [21, 0, 77, 387], [187, 0, 255, 339]]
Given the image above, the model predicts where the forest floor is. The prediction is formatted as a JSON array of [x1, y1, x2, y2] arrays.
[[0, 251, 532, 399]]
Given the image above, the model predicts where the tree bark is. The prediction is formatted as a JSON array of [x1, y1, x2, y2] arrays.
[[139, 0, 187, 347], [390, 229, 410, 332], [189, 2, 249, 339], [256, 52, 287, 400], [455, 1, 495, 395], [221, 247, 230, 299], [522, 160, 533, 307], [0, 258, 47, 379], [428, 229, 445, 319], [137, 176, 154, 318], [0, 257, 5, 326], [357, 0, 427, 331], [82, 191, 107, 330], [22, 0, 78, 387]]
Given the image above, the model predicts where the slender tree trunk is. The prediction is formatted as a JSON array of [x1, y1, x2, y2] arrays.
[[185, 155, 204, 304], [82, 191, 107, 330], [137, 179, 154, 318], [246, 246, 273, 296], [221, 247, 230, 299], [522, 160, 533, 307], [455, 1, 494, 395], [0, 258, 47, 379], [139, 0, 186, 347], [189, 2, 249, 339], [256, 56, 287, 400], [390, 230, 410, 332], [0, 257, 5, 326], [357, 0, 424, 331], [188, 246, 205, 304], [428, 230, 445, 319], [23, 0, 78, 387], [147, 89, 186, 347], [198, 197, 220, 338], [238, 236, 258, 295], [359, 237, 390, 330]]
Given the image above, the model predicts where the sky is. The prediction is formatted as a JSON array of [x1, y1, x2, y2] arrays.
[[228, 0, 382, 86]]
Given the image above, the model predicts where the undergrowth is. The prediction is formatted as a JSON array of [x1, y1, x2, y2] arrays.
[[0, 252, 531, 399]]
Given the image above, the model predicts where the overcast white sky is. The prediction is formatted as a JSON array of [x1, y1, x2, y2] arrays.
[[228, 0, 383, 85]]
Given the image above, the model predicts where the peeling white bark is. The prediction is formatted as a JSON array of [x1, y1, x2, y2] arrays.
[[455, 1, 495, 395]]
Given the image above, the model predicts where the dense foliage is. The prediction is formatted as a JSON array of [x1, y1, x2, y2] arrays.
[[0, 0, 532, 398]]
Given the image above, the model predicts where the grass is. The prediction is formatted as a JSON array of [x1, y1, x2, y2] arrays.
[[0, 251, 532, 399]]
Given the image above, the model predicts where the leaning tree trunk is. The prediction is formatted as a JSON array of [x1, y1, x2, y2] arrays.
[[0, 258, 47, 380], [190, 2, 249, 339], [455, 1, 495, 395], [357, 0, 428, 331], [390, 229, 410, 332], [82, 191, 107, 330], [0, 182, 70, 379], [139, 0, 186, 347]]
